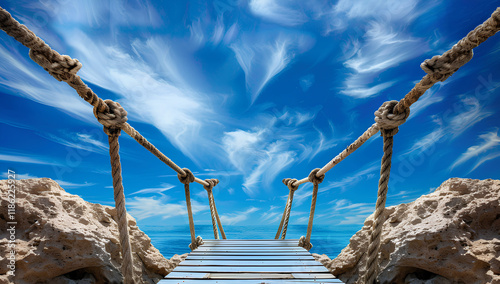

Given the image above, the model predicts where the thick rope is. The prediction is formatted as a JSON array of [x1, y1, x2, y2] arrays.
[[394, 7, 500, 115], [212, 197, 227, 240], [178, 168, 199, 250], [359, 101, 409, 284], [106, 129, 135, 284], [275, 194, 290, 239], [298, 169, 325, 250], [280, 178, 298, 240], [204, 179, 220, 239]]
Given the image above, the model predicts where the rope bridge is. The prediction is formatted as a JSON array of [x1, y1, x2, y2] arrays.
[[1, 5, 499, 284]]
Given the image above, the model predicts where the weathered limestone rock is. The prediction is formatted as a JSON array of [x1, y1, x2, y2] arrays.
[[316, 178, 500, 284], [0, 178, 187, 284]]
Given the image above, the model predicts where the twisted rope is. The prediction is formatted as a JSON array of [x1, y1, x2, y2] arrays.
[[298, 169, 325, 250], [360, 101, 409, 284], [204, 179, 220, 239], [212, 195, 227, 240], [394, 7, 500, 115], [105, 128, 135, 284], [279, 178, 299, 239], [177, 168, 199, 250]]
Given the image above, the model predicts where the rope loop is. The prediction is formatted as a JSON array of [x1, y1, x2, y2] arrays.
[[421, 49, 473, 82], [178, 168, 195, 184], [298, 236, 313, 250], [308, 168, 325, 185], [374, 100, 410, 137], [93, 99, 128, 135], [189, 236, 204, 250], [28, 48, 82, 82], [282, 178, 299, 192], [203, 179, 219, 191]]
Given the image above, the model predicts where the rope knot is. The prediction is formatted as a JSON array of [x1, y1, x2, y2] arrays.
[[420, 49, 473, 82], [189, 236, 204, 250], [93, 100, 128, 135], [203, 179, 219, 191], [298, 236, 313, 250], [374, 100, 409, 137], [282, 178, 299, 192], [178, 168, 195, 184], [308, 169, 324, 185], [28, 49, 82, 81]]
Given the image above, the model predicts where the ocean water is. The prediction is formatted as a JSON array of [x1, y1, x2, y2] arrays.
[[142, 224, 361, 259]]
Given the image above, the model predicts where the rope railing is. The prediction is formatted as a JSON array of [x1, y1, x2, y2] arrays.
[[0, 6, 228, 283], [276, 6, 500, 283], [2, 4, 499, 284]]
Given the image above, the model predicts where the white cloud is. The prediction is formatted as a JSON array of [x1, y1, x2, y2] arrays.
[[0, 153, 59, 166], [231, 33, 313, 103], [451, 130, 500, 172], [319, 163, 379, 192], [54, 180, 95, 188], [130, 183, 175, 195], [222, 109, 340, 196], [249, 0, 308, 27], [340, 81, 395, 99], [127, 196, 208, 220], [220, 207, 259, 225], [406, 96, 492, 155], [41, 131, 108, 154], [0, 42, 94, 123], [325, 0, 431, 99]]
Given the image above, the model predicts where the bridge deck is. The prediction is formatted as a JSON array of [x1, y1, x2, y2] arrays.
[[159, 239, 343, 283]]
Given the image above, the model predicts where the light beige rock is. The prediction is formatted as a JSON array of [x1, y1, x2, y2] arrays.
[[315, 178, 500, 284], [0, 178, 187, 284]]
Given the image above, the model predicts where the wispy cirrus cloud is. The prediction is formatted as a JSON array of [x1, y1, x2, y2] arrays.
[[0, 152, 60, 166], [130, 183, 175, 195], [222, 108, 340, 196], [230, 33, 313, 103], [406, 96, 492, 155], [450, 129, 500, 173], [220, 207, 259, 225], [326, 0, 430, 99], [248, 0, 308, 27]]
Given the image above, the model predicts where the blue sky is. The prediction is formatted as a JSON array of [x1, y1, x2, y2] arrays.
[[1, 0, 499, 232]]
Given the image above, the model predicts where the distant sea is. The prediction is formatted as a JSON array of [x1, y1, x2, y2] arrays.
[[142, 224, 361, 259]]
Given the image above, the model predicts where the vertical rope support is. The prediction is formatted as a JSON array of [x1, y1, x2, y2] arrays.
[[275, 194, 290, 239], [362, 133, 394, 284], [207, 189, 220, 239], [212, 199, 227, 239], [281, 190, 295, 240], [184, 183, 196, 246], [305, 184, 318, 243], [107, 130, 134, 284]]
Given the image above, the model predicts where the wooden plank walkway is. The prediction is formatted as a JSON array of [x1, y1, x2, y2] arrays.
[[159, 239, 343, 283]]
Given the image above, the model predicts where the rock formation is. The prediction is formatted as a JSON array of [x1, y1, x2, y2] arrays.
[[0, 178, 187, 284], [314, 178, 500, 284]]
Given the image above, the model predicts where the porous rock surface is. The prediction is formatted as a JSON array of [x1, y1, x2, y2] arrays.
[[315, 178, 500, 284], [0, 178, 187, 284]]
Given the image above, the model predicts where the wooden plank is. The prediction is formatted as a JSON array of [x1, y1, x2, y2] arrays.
[[187, 255, 315, 260], [173, 265, 330, 273], [159, 279, 343, 283], [202, 239, 299, 242], [180, 260, 322, 266], [194, 247, 307, 251], [190, 252, 311, 256], [166, 272, 336, 279]]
